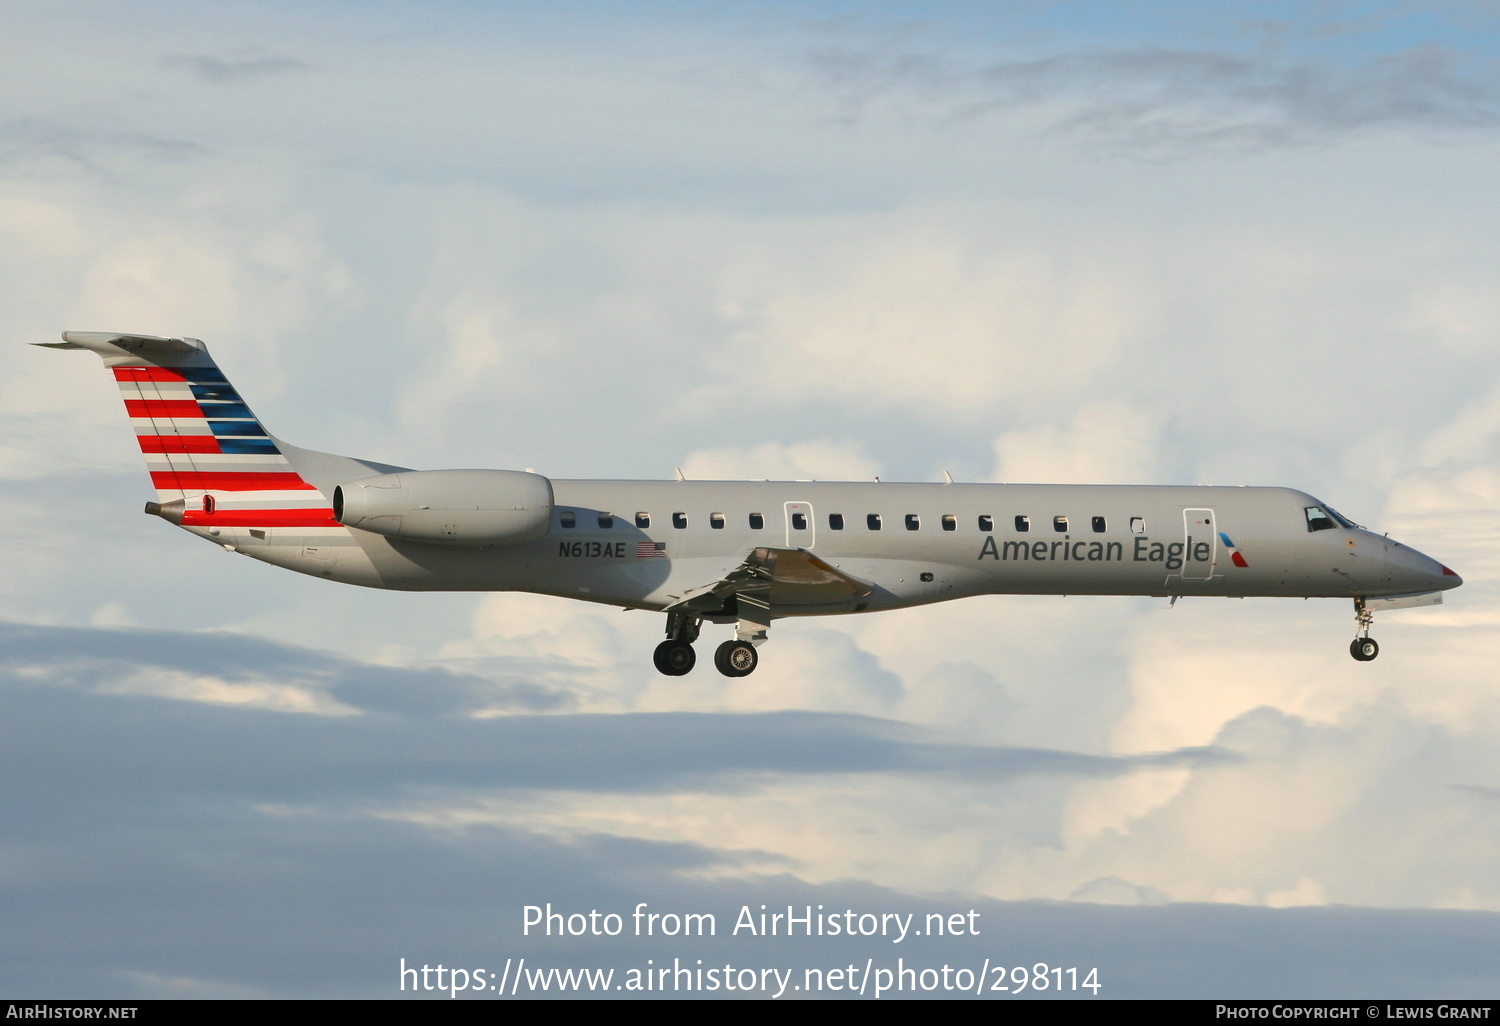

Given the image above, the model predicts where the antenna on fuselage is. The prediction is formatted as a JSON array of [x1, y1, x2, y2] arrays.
[[674, 467, 685, 481], [942, 470, 954, 484]]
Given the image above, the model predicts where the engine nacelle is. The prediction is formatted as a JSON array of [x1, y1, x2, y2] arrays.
[[333, 469, 553, 546]]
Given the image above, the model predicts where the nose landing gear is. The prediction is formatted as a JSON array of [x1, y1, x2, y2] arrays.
[[1350, 598, 1379, 661]]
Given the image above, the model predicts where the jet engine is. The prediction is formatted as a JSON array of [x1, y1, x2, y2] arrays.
[[333, 469, 553, 546]]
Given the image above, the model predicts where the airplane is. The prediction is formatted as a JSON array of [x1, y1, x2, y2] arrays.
[[40, 331, 1462, 676]]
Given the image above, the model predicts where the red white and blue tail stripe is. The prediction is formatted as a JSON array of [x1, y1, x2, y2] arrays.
[[40, 332, 338, 530]]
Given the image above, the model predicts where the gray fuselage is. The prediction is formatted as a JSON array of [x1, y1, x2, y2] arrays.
[[224, 480, 1458, 618]]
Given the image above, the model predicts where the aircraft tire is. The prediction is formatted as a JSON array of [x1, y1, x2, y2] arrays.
[[654, 640, 696, 676], [714, 640, 758, 677], [1350, 638, 1379, 662]]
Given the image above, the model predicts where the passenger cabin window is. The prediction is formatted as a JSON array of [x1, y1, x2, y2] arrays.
[[978, 515, 993, 532], [1305, 506, 1336, 532], [942, 514, 956, 532], [905, 514, 920, 531], [710, 513, 725, 529], [1130, 517, 1145, 534], [792, 512, 808, 531], [1091, 516, 1106, 533], [1053, 516, 1068, 533], [829, 513, 845, 530], [635, 513, 650, 529], [673, 512, 688, 529], [560, 511, 576, 529], [749, 513, 764, 530], [867, 514, 882, 531], [1015, 515, 1030, 533], [598, 513, 614, 529]]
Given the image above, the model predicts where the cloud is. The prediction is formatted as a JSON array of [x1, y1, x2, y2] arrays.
[[680, 441, 881, 482], [712, 212, 1154, 421], [161, 54, 309, 84], [0, 620, 564, 719], [0, 617, 1226, 786], [799, 37, 1500, 154], [993, 402, 1165, 484], [9, 719, 1500, 1001], [0, 119, 201, 179], [11, 617, 1500, 997]]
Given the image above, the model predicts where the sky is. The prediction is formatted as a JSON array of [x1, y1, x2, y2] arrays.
[[4, 0, 1500, 1000]]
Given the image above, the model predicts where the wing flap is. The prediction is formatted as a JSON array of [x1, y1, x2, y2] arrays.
[[664, 546, 871, 614]]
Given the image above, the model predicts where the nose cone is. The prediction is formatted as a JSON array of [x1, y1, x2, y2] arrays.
[[1397, 541, 1461, 593]]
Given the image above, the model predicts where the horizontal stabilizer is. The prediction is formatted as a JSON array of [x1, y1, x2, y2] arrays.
[[35, 332, 204, 357], [62, 334, 204, 358]]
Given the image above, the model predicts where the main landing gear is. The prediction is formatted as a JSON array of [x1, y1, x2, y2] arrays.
[[653, 612, 700, 676], [1349, 598, 1379, 662], [653, 611, 765, 677], [653, 639, 696, 675], [714, 640, 758, 677]]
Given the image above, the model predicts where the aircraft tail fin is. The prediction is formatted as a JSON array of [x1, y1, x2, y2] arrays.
[[39, 331, 338, 529]]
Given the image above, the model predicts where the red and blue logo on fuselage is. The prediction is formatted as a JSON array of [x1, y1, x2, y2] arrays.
[[1219, 532, 1249, 567]]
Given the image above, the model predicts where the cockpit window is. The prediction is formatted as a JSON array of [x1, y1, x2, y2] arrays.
[[1305, 506, 1336, 532], [1325, 506, 1358, 529]]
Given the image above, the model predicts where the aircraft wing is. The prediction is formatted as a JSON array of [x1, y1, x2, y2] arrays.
[[664, 546, 872, 614]]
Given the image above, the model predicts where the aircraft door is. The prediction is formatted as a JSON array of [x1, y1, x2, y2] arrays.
[[1182, 507, 1217, 581], [785, 501, 815, 549]]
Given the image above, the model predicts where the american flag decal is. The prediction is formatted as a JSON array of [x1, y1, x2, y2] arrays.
[[636, 541, 667, 558]]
